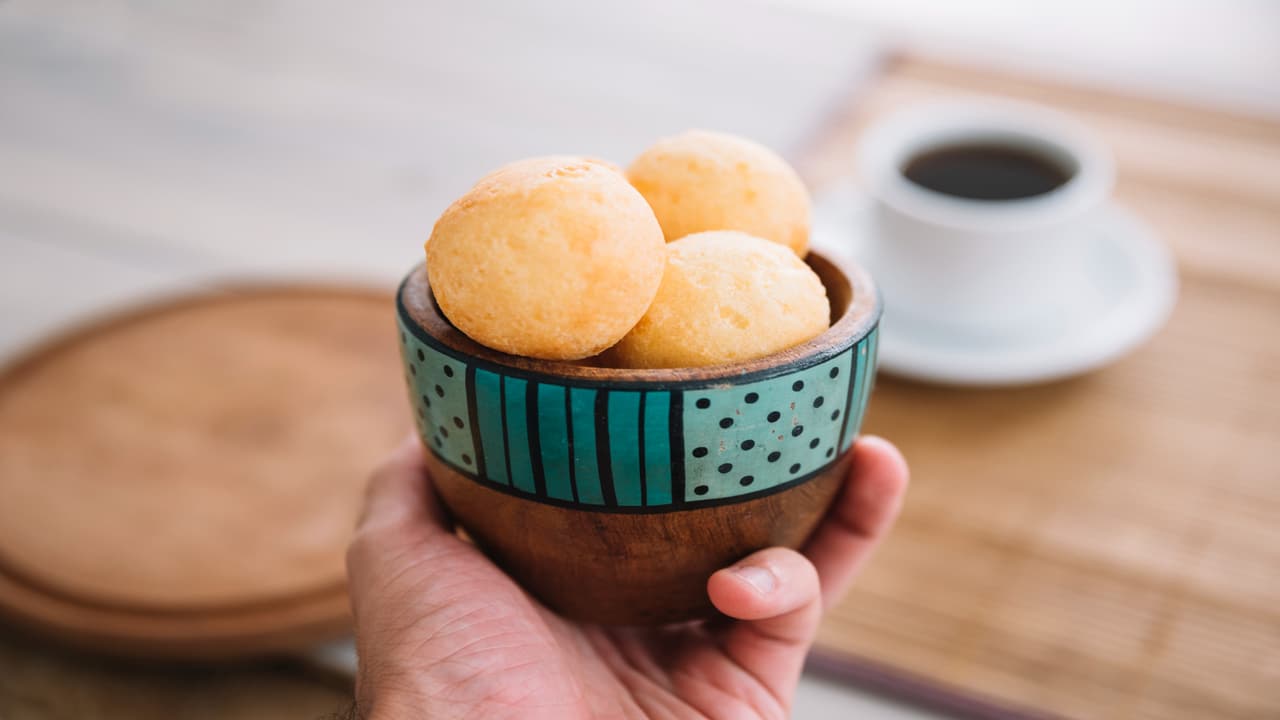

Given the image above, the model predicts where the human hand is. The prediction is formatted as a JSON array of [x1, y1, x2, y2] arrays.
[[346, 435, 908, 719]]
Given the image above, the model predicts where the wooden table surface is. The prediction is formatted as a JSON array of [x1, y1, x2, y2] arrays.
[[799, 58, 1280, 720]]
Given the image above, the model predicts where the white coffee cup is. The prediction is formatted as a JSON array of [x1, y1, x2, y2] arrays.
[[857, 100, 1114, 337]]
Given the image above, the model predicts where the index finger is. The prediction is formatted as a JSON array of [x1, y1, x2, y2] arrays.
[[345, 433, 456, 612], [355, 433, 450, 536], [801, 435, 908, 608]]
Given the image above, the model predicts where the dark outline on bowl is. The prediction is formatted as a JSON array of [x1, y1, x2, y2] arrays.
[[397, 252, 882, 514], [427, 447, 845, 515], [395, 261, 882, 391]]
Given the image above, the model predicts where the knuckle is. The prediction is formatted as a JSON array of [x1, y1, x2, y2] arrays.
[[346, 525, 383, 570], [364, 462, 399, 500]]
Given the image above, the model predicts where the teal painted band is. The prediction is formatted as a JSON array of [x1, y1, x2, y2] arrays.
[[569, 387, 604, 505], [643, 392, 673, 506], [536, 384, 574, 501], [607, 391, 643, 507], [398, 316, 879, 513], [503, 376, 535, 494], [473, 369, 507, 486]]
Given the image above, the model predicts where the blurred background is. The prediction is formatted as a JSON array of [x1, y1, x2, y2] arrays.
[[1, 1, 1277, 718]]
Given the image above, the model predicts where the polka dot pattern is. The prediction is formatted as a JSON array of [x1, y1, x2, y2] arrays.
[[401, 332, 475, 475], [680, 343, 861, 503], [397, 310, 878, 509]]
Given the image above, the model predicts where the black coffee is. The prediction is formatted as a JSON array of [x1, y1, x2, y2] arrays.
[[903, 143, 1071, 200]]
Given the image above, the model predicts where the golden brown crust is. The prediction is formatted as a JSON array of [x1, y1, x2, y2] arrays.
[[425, 157, 666, 360], [607, 231, 830, 368], [626, 130, 812, 255]]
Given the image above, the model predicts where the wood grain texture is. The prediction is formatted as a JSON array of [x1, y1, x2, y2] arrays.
[[0, 287, 405, 657], [801, 57, 1280, 720], [428, 449, 851, 625]]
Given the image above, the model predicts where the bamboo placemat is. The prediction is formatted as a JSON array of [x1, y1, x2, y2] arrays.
[[798, 58, 1280, 720]]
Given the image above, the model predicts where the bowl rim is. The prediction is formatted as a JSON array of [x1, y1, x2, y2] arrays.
[[397, 249, 881, 390]]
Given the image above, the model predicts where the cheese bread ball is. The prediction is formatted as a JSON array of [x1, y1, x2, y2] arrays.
[[608, 231, 829, 368], [426, 156, 666, 360], [478, 155, 623, 182], [626, 130, 812, 256]]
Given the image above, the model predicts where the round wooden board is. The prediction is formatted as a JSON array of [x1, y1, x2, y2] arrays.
[[0, 567, 353, 660], [0, 286, 406, 656]]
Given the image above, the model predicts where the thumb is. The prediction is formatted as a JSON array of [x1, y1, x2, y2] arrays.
[[706, 547, 823, 710]]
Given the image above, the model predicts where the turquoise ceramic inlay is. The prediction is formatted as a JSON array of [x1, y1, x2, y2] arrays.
[[606, 391, 644, 506], [845, 328, 878, 450], [537, 384, 575, 501], [843, 336, 868, 452], [402, 332, 477, 475], [502, 376, 535, 494], [568, 387, 604, 505], [680, 340, 857, 503], [473, 369, 508, 486], [642, 392, 673, 506], [398, 313, 879, 513]]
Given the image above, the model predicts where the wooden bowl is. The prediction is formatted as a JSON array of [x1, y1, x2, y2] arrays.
[[396, 251, 880, 625]]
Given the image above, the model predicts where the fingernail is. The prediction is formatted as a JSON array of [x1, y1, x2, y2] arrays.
[[732, 565, 777, 596]]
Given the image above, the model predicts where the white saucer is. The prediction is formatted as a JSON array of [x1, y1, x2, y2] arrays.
[[812, 189, 1178, 386]]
